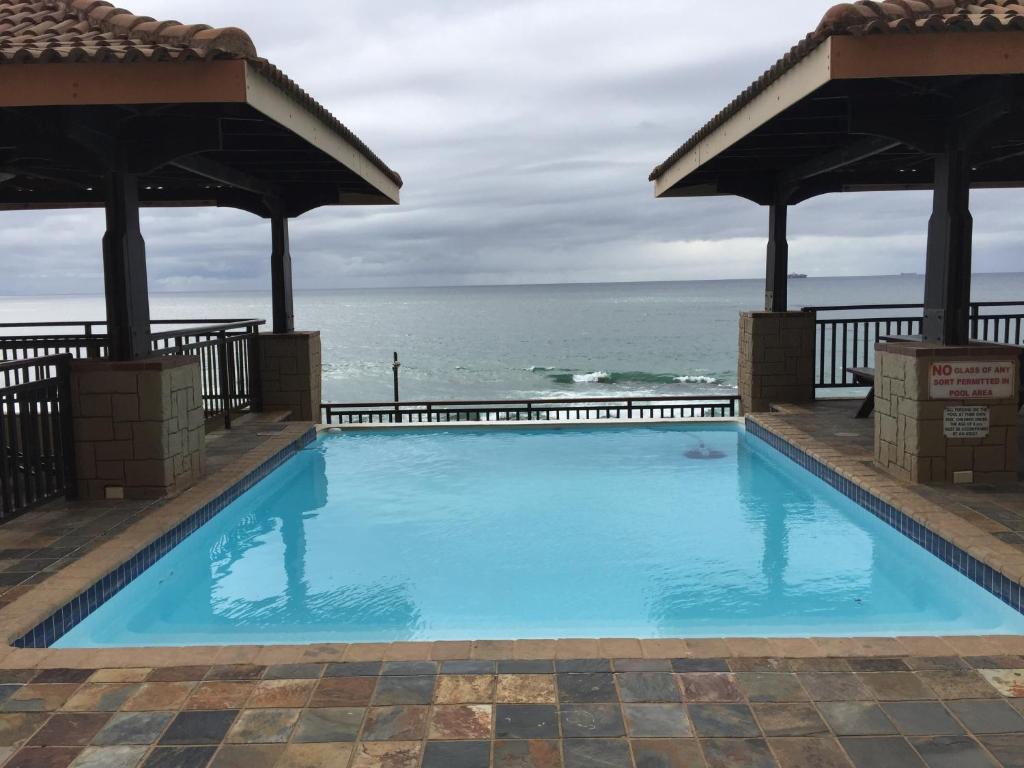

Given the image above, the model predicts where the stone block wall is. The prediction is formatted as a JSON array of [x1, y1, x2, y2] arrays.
[[874, 343, 1019, 484], [257, 331, 322, 422], [70, 357, 205, 500], [737, 311, 816, 414]]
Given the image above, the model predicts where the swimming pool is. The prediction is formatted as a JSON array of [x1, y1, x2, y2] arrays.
[[55, 424, 1024, 646]]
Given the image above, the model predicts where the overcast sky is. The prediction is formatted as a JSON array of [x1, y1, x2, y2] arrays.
[[4, 0, 1024, 295]]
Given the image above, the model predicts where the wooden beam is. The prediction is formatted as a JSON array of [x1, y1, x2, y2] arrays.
[[783, 135, 900, 185], [171, 154, 274, 198], [102, 171, 152, 360]]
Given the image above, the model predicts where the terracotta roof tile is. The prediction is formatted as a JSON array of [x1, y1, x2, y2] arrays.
[[650, 0, 1024, 181], [0, 0, 402, 188]]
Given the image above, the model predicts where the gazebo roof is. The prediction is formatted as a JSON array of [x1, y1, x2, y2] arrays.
[[0, 0, 402, 216], [650, 0, 1024, 204]]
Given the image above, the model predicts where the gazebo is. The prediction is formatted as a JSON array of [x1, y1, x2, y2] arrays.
[[0, 0, 401, 502], [651, 0, 1024, 484]]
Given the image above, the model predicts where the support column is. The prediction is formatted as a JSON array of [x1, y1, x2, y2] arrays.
[[737, 311, 816, 414], [102, 171, 152, 360], [764, 202, 789, 312], [271, 213, 295, 334], [922, 139, 973, 345]]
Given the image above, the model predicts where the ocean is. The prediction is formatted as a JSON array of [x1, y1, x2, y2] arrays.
[[4, 273, 1024, 403]]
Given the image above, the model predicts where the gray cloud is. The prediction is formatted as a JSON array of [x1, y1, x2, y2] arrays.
[[2, 0, 1023, 295]]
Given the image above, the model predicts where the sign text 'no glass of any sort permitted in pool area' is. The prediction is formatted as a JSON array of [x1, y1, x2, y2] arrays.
[[928, 360, 1015, 400]]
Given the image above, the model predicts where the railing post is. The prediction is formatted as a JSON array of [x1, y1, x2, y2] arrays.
[[57, 356, 77, 500], [218, 330, 232, 430], [970, 302, 980, 340], [249, 324, 263, 413]]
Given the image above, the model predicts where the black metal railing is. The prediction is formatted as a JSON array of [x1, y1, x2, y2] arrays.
[[0, 355, 76, 521], [0, 319, 265, 426], [322, 394, 739, 425], [803, 301, 1024, 389]]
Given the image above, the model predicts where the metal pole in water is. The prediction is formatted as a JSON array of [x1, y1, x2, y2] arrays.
[[392, 352, 401, 423]]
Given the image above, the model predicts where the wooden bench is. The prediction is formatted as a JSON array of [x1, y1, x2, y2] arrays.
[[846, 366, 875, 418]]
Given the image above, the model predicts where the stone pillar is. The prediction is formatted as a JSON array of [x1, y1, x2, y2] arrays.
[[69, 357, 205, 500], [257, 331, 322, 422], [874, 342, 1019, 484], [737, 311, 816, 414]]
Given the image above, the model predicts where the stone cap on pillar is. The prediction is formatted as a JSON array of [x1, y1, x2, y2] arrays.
[[874, 341, 1023, 358]]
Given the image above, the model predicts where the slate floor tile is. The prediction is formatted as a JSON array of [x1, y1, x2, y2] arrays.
[[671, 659, 729, 673], [245, 680, 314, 709], [91, 712, 174, 746], [422, 740, 490, 768], [857, 673, 937, 701], [308, 677, 376, 707], [183, 683, 253, 711], [629, 738, 705, 768], [919, 671, 998, 699], [362, 705, 429, 741], [499, 662, 554, 674], [556, 661, 610, 673], [701, 738, 777, 768], [121, 684, 195, 712], [736, 673, 808, 703], [978, 668, 1024, 697], [381, 662, 437, 676], [32, 671, 93, 686], [839, 736, 926, 768], [443, 662, 496, 675], [613, 659, 671, 672], [978, 734, 1024, 768], [0, 714, 49, 748], [207, 744, 284, 768], [818, 701, 897, 736], [678, 673, 742, 703], [797, 673, 873, 702], [69, 745, 148, 768], [492, 739, 562, 768], [622, 704, 691, 737], [752, 703, 827, 736], [29, 714, 111, 747], [947, 699, 1024, 733], [261, 664, 323, 681], [965, 656, 1024, 670], [435, 675, 495, 704], [562, 738, 632, 768], [349, 740, 421, 768], [768, 737, 852, 768], [495, 705, 559, 739], [847, 658, 910, 673], [5, 746, 83, 768], [560, 704, 624, 738], [729, 658, 790, 673], [429, 704, 492, 740], [204, 666, 263, 682], [323, 663, 381, 678], [909, 735, 1000, 768], [497, 675, 556, 704], [905, 658, 969, 672], [687, 703, 760, 738], [61, 684, 140, 713], [371, 676, 435, 705], [159, 710, 238, 746], [291, 707, 364, 743], [4, 685, 82, 712], [277, 742, 353, 768], [140, 746, 216, 768], [146, 668, 209, 684], [881, 702, 963, 736], [557, 674, 617, 703], [617, 673, 682, 703], [224, 708, 299, 744]]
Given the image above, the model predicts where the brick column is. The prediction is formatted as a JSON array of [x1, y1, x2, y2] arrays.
[[874, 342, 1019, 484], [257, 331, 322, 422], [70, 357, 205, 500], [737, 311, 816, 414]]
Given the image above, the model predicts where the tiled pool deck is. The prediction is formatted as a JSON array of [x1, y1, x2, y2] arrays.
[[4, 407, 1024, 765]]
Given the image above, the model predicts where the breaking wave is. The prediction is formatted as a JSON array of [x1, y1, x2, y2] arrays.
[[541, 370, 723, 386]]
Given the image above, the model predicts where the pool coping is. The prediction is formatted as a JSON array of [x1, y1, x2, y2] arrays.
[[2, 414, 1024, 670]]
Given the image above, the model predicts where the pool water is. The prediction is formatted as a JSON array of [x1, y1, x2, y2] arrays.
[[57, 425, 1024, 646]]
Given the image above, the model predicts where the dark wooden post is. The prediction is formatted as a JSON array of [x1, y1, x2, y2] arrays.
[[922, 137, 973, 345], [102, 171, 152, 360], [764, 201, 789, 311], [270, 212, 295, 334]]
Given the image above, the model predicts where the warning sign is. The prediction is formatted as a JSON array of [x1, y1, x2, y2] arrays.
[[928, 360, 1014, 400], [944, 406, 990, 439]]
